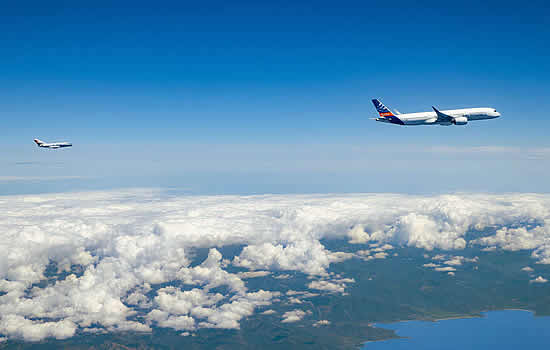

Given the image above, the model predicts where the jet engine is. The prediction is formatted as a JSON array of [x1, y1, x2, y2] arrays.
[[452, 116, 468, 125]]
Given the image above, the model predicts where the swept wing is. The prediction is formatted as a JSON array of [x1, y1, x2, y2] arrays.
[[432, 106, 454, 123]]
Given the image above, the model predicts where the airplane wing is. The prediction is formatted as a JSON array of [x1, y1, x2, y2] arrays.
[[49, 145, 60, 149], [432, 106, 453, 123]]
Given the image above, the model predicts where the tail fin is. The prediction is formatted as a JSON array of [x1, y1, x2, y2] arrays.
[[372, 99, 395, 117], [34, 139, 44, 146]]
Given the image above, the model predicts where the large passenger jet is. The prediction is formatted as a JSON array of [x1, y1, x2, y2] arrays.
[[372, 99, 500, 126], [34, 139, 72, 149]]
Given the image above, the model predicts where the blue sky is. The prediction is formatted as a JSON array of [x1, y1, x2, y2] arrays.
[[1, 0, 549, 194]]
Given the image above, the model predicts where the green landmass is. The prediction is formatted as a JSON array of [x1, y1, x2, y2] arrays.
[[2, 243, 550, 350]]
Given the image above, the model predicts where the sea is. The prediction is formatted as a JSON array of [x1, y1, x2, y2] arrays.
[[363, 310, 550, 349]]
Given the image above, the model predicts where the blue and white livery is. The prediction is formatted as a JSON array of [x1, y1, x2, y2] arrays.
[[372, 99, 500, 126]]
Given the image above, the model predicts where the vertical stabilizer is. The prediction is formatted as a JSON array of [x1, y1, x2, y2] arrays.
[[372, 99, 395, 117], [371, 99, 404, 125]]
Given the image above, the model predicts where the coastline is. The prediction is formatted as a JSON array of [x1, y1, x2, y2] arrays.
[[362, 308, 538, 348], [371, 307, 534, 327]]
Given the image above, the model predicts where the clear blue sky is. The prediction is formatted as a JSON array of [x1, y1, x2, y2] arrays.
[[1, 0, 549, 194]]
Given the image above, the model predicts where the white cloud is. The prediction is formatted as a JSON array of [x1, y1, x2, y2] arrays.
[[443, 256, 478, 266], [373, 252, 388, 259], [238, 271, 271, 279], [148, 311, 195, 331], [532, 244, 550, 264], [307, 278, 354, 294], [347, 225, 370, 244], [356, 250, 370, 256], [521, 266, 534, 272], [473, 226, 548, 252], [281, 310, 309, 323], [285, 290, 319, 299], [286, 290, 302, 296], [308, 280, 346, 293], [444, 257, 464, 266], [151, 287, 224, 320], [435, 267, 456, 272], [426, 256, 476, 272], [177, 249, 246, 294], [1, 190, 550, 341], [196, 290, 280, 330], [0, 316, 77, 342], [530, 276, 548, 284], [335, 278, 355, 284], [261, 309, 276, 315], [233, 241, 353, 276], [313, 320, 331, 327], [372, 244, 393, 252], [423, 263, 440, 268]]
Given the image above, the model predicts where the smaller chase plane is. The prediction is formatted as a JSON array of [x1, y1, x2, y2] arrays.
[[34, 138, 72, 149], [372, 99, 500, 126]]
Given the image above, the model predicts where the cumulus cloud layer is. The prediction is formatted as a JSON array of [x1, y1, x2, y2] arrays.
[[1, 190, 550, 341]]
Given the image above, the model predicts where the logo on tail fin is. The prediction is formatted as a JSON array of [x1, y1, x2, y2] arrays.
[[372, 99, 395, 117], [371, 99, 404, 125]]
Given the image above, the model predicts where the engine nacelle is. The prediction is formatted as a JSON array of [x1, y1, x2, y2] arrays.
[[452, 116, 468, 125]]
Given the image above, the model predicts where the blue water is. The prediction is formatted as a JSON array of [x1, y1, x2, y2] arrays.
[[364, 310, 550, 349]]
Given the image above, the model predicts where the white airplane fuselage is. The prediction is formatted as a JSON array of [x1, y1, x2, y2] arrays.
[[34, 139, 72, 149], [376, 107, 501, 126], [371, 99, 501, 126]]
